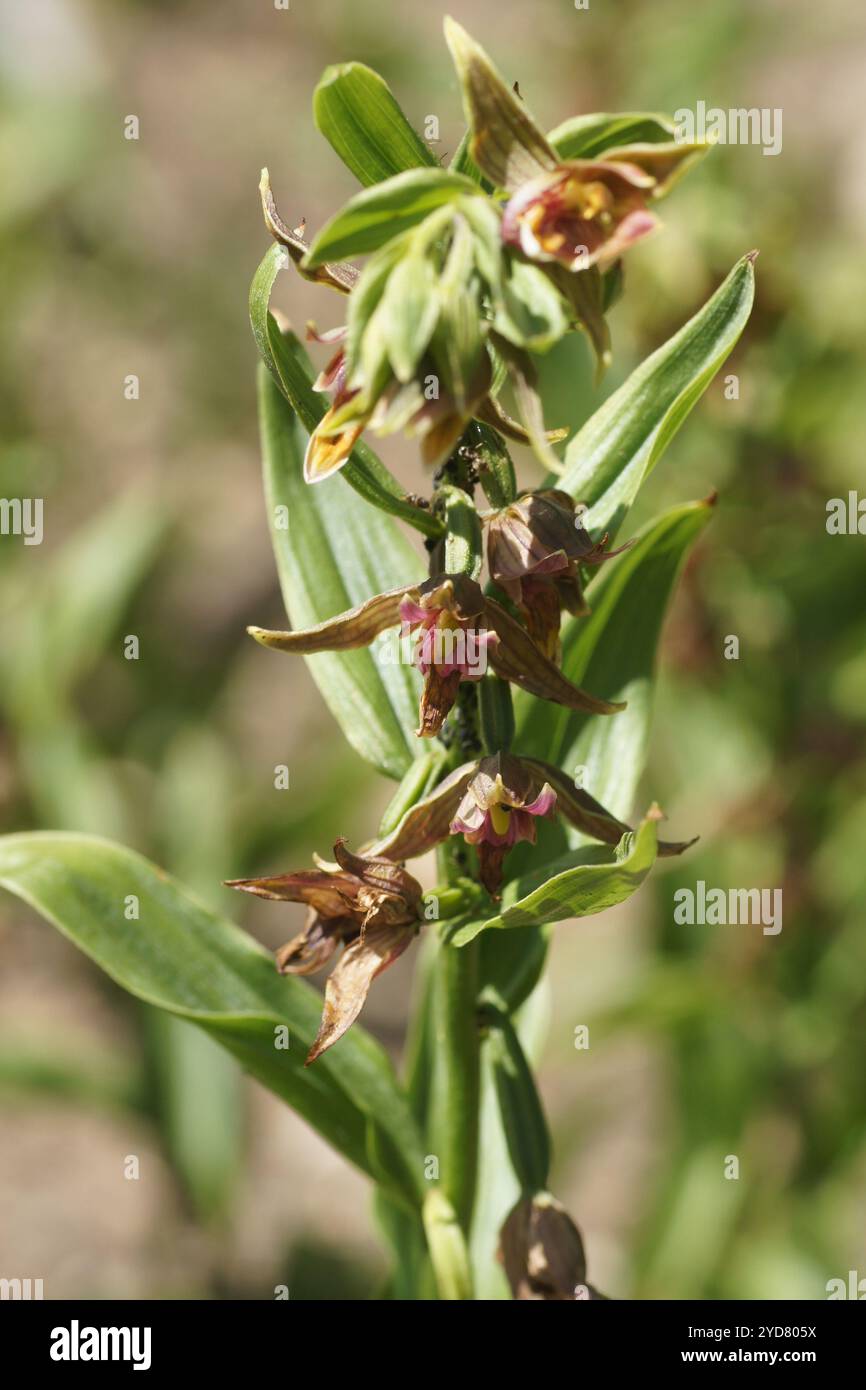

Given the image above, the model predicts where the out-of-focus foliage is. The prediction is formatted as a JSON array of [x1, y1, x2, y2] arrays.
[[1, 0, 864, 1298]]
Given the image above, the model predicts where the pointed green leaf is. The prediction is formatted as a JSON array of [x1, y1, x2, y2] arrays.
[[0, 833, 426, 1206], [259, 365, 424, 779], [314, 63, 437, 188], [479, 921, 551, 1013], [454, 816, 659, 940], [470, 981, 549, 1298], [557, 254, 756, 538], [304, 169, 481, 267]]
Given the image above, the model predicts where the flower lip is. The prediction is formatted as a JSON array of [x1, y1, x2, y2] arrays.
[[399, 580, 499, 680]]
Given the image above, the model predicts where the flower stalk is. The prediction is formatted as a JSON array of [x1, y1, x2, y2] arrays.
[[237, 14, 730, 1299]]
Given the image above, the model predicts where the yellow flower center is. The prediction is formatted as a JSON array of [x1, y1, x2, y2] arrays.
[[489, 802, 511, 836]]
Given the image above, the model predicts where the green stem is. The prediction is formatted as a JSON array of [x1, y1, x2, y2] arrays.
[[420, 435, 487, 1280], [431, 924, 480, 1235]]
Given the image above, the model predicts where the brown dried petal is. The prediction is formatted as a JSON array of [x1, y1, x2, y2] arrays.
[[369, 761, 479, 862], [260, 169, 359, 295], [520, 579, 567, 661], [476, 842, 509, 897], [247, 583, 413, 654], [275, 912, 356, 977], [331, 839, 423, 911], [225, 868, 359, 914], [417, 667, 463, 738], [305, 922, 415, 1064]]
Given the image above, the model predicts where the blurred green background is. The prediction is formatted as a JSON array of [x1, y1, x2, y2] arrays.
[[1, 0, 864, 1299]]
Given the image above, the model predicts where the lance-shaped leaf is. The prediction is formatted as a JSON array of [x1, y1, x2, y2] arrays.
[[258, 367, 424, 779], [304, 169, 481, 268], [452, 813, 661, 941], [379, 250, 441, 384], [249, 245, 443, 540], [0, 834, 426, 1206], [556, 253, 756, 539], [313, 62, 438, 188], [444, 17, 557, 192], [470, 976, 549, 1297], [379, 749, 451, 839]]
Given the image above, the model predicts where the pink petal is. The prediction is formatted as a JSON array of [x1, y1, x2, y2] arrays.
[[525, 784, 557, 818]]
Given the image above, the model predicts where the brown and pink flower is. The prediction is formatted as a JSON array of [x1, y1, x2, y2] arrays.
[[449, 755, 556, 894], [371, 751, 696, 896], [502, 162, 659, 272], [248, 572, 624, 742], [445, 18, 707, 276]]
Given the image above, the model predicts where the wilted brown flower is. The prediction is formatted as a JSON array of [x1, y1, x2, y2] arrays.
[[500, 1191, 606, 1301], [227, 840, 422, 1064], [487, 488, 626, 660]]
